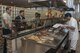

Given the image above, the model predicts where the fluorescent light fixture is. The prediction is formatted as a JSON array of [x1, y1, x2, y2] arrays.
[[63, 0, 67, 3]]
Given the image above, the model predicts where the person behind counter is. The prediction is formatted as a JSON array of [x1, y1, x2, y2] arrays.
[[33, 12, 41, 28], [2, 7, 13, 53], [45, 8, 53, 18], [44, 8, 53, 26], [64, 13, 79, 53], [15, 10, 26, 31]]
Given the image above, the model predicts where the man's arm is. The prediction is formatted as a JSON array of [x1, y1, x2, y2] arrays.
[[60, 24, 75, 30], [66, 26, 75, 30], [2, 14, 12, 30], [66, 21, 76, 30], [3, 19, 12, 30]]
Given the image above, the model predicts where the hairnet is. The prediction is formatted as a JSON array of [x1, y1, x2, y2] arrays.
[[65, 13, 72, 18]]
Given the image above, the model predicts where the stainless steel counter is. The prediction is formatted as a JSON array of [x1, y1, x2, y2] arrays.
[[3, 26, 68, 53], [19, 28, 68, 53]]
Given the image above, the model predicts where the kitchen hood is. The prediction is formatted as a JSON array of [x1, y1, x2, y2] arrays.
[[28, 0, 48, 2]]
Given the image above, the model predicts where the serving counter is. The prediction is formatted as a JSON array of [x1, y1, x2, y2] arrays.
[[20, 27, 68, 53], [3, 25, 69, 53]]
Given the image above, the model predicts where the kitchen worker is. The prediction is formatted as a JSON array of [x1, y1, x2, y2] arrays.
[[64, 13, 79, 53], [44, 8, 53, 26], [2, 7, 13, 53], [45, 8, 53, 18], [15, 10, 26, 31], [33, 12, 41, 28]]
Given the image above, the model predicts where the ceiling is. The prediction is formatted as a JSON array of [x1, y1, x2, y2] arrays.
[[0, 0, 67, 8], [74, 0, 80, 4], [0, 0, 41, 8]]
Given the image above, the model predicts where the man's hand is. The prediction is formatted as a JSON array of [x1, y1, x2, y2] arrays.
[[9, 24, 12, 30]]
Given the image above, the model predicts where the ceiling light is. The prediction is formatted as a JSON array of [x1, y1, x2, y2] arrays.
[[63, 0, 67, 3]]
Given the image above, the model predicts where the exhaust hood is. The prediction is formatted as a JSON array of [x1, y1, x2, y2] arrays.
[[28, 0, 48, 2]]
